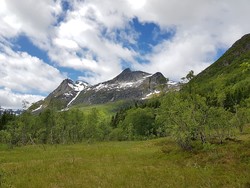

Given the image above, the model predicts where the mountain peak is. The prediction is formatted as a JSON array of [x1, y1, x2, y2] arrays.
[[111, 68, 151, 83], [121, 68, 132, 73], [62, 78, 74, 84], [30, 69, 178, 111], [233, 33, 250, 52]]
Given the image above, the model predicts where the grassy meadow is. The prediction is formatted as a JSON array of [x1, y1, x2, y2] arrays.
[[1, 124, 250, 188]]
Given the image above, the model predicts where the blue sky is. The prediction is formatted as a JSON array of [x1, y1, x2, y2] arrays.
[[0, 0, 249, 108]]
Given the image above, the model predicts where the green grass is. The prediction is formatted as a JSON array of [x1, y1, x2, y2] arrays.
[[72, 100, 136, 116], [0, 131, 250, 188]]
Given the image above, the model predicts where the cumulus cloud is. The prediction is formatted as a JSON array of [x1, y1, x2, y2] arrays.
[[0, 0, 61, 41], [47, 0, 138, 83], [131, 0, 250, 78], [0, 0, 65, 108], [135, 33, 214, 79], [0, 41, 65, 108], [0, 88, 44, 109], [0, 43, 65, 93], [47, 0, 250, 83]]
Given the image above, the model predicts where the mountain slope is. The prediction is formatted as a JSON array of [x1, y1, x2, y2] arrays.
[[186, 33, 250, 109], [30, 69, 177, 111], [29, 79, 89, 112], [70, 68, 170, 106]]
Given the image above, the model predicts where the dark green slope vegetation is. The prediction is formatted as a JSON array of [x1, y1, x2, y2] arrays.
[[186, 33, 250, 109]]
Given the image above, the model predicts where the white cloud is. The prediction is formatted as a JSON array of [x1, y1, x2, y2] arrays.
[[0, 41, 65, 108], [0, 0, 61, 39], [47, 0, 138, 84], [0, 43, 65, 93], [131, 0, 250, 78], [128, 0, 146, 10], [53, 38, 79, 49], [73, 0, 132, 30], [0, 0, 65, 108], [50, 0, 250, 82], [0, 88, 44, 109], [136, 32, 214, 79]]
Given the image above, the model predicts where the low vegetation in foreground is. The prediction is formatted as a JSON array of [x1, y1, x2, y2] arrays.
[[0, 126, 250, 188]]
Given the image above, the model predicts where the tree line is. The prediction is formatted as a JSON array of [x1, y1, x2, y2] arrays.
[[0, 92, 249, 150]]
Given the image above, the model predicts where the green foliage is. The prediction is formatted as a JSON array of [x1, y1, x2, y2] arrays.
[[186, 70, 195, 81], [156, 92, 239, 150], [206, 107, 235, 144], [163, 34, 250, 149], [0, 130, 11, 144], [0, 112, 16, 130], [183, 39, 250, 110], [0, 108, 112, 146], [157, 93, 207, 149], [121, 107, 155, 137], [109, 126, 128, 141], [231, 105, 250, 133]]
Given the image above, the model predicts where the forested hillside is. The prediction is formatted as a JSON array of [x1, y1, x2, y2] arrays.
[[185, 34, 250, 110]]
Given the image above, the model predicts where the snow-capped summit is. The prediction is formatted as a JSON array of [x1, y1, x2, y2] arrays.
[[29, 78, 90, 113], [69, 69, 177, 106], [68, 80, 90, 92]]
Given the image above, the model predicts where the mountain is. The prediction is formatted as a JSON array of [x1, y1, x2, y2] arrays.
[[30, 79, 89, 112], [0, 107, 23, 116], [70, 68, 172, 106], [185, 33, 250, 109], [30, 69, 178, 111]]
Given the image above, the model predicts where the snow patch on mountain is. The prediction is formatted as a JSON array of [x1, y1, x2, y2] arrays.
[[66, 81, 90, 107], [143, 74, 152, 78], [142, 90, 161, 100], [168, 80, 178, 85], [93, 77, 148, 92], [32, 105, 43, 112], [67, 90, 81, 107], [68, 80, 89, 92], [118, 78, 145, 88], [64, 92, 74, 97]]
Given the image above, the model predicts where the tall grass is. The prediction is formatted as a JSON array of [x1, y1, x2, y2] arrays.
[[0, 130, 250, 187]]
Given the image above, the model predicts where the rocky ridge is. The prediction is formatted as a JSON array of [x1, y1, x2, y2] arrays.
[[30, 69, 178, 112]]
